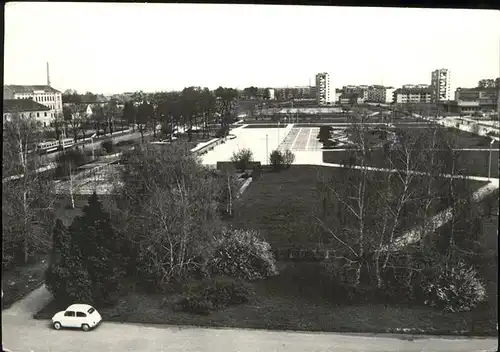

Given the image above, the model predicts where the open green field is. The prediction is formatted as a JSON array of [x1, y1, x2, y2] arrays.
[[228, 166, 487, 249], [323, 150, 499, 178]]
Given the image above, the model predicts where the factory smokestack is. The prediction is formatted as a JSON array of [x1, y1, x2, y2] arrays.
[[46, 62, 51, 86]]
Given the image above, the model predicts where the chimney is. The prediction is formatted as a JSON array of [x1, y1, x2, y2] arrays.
[[46, 62, 51, 86]]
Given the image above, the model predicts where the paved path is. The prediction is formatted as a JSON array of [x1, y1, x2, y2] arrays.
[[2, 286, 497, 352], [314, 161, 499, 250]]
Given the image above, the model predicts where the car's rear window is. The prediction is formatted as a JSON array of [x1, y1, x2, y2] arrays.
[[88, 307, 95, 314]]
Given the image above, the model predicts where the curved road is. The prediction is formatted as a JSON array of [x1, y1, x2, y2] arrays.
[[2, 285, 497, 352]]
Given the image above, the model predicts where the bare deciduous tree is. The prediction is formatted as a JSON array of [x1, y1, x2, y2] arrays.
[[316, 116, 475, 290], [107, 144, 238, 288], [3, 110, 56, 264]]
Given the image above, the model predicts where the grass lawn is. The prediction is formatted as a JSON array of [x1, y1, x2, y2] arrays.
[[34, 260, 497, 336], [32, 167, 496, 336], [323, 150, 499, 178], [227, 165, 487, 249], [432, 127, 500, 149], [2, 253, 49, 310]]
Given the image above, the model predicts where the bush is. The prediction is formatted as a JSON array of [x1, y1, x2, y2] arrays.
[[101, 140, 114, 154], [270, 150, 284, 170], [55, 149, 89, 178], [318, 126, 333, 143], [175, 277, 254, 315], [282, 149, 295, 168], [209, 229, 278, 281], [421, 261, 487, 312], [231, 148, 254, 171], [215, 125, 229, 138]]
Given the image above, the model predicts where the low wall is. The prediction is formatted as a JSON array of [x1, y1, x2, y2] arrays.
[[82, 128, 132, 142], [99, 152, 122, 160], [191, 137, 224, 156], [216, 161, 262, 171]]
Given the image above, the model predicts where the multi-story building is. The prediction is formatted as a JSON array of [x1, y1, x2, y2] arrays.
[[3, 85, 62, 118], [403, 84, 429, 89], [366, 85, 395, 104], [3, 99, 53, 127], [267, 88, 275, 100], [453, 87, 499, 114], [431, 69, 451, 102], [393, 87, 433, 104], [315, 73, 334, 106], [339, 93, 363, 105], [342, 85, 369, 102], [336, 85, 395, 104], [274, 86, 316, 101]]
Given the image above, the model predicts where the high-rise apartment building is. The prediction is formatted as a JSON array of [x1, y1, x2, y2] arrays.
[[315, 72, 334, 106], [431, 69, 451, 103]]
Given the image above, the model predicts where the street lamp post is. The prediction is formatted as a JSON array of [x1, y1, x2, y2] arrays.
[[277, 121, 280, 149], [488, 138, 495, 180], [266, 134, 269, 165], [90, 133, 97, 161]]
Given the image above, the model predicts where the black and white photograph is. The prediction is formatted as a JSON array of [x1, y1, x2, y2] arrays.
[[2, 2, 499, 352]]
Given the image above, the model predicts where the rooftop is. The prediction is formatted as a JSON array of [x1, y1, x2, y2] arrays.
[[394, 87, 433, 95], [3, 99, 51, 113], [4, 85, 61, 94], [457, 87, 499, 92]]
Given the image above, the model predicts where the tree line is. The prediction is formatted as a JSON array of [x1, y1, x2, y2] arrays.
[[59, 87, 241, 143]]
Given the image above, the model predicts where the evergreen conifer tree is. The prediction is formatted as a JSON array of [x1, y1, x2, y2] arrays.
[[70, 192, 123, 304]]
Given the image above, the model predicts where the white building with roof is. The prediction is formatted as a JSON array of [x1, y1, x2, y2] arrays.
[[3, 85, 63, 118]]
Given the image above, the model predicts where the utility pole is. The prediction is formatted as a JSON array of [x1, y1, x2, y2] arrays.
[[266, 134, 269, 165], [488, 138, 495, 180]]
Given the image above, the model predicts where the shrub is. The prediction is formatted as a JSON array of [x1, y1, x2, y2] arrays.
[[230, 148, 254, 171], [175, 277, 254, 315], [116, 140, 136, 147], [269, 150, 284, 170], [55, 149, 89, 178], [318, 126, 333, 143], [215, 125, 229, 138], [421, 261, 487, 312], [101, 140, 114, 154], [282, 149, 295, 168], [209, 229, 278, 281]]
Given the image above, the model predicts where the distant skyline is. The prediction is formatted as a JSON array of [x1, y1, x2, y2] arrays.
[[4, 3, 500, 94]]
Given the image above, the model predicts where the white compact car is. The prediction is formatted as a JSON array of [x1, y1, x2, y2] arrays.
[[51, 304, 102, 331]]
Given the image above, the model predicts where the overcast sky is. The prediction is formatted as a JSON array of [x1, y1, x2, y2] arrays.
[[4, 3, 500, 94]]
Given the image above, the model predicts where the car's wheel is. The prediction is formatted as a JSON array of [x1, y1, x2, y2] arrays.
[[53, 321, 62, 330], [81, 324, 90, 331]]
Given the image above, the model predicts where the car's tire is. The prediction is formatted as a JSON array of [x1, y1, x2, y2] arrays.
[[81, 324, 90, 331], [53, 321, 62, 330]]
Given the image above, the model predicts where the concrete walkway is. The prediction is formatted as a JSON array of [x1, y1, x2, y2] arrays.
[[313, 160, 499, 250], [2, 285, 53, 319]]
